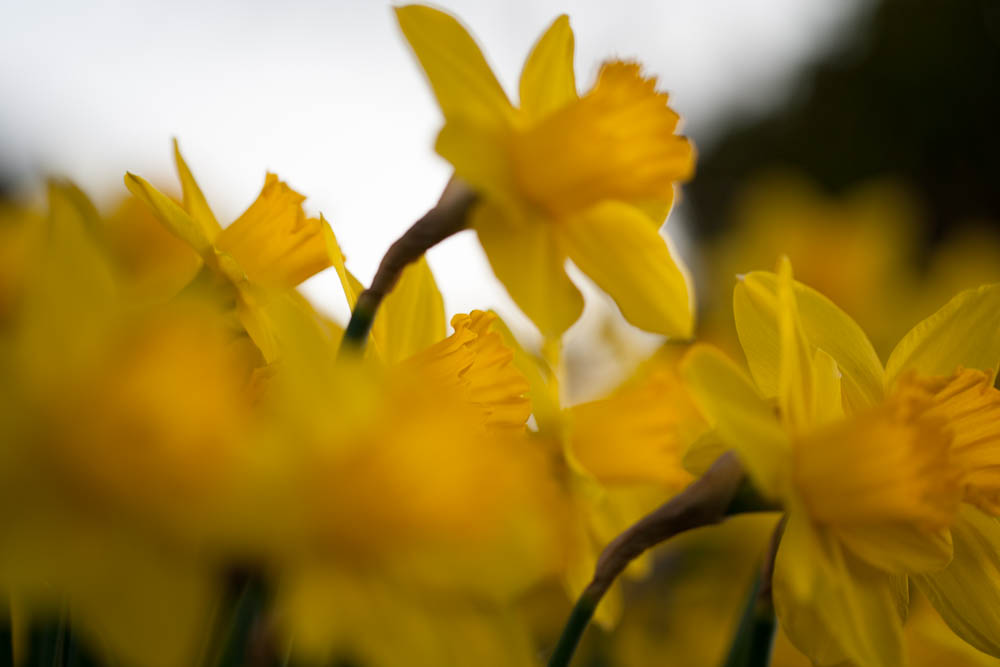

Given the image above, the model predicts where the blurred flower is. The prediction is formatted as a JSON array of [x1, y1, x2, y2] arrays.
[[245, 253, 568, 666], [683, 256, 1000, 665], [495, 324, 705, 628], [0, 184, 228, 667], [396, 5, 695, 339]]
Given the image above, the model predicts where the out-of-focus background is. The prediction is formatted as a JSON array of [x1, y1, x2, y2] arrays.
[[2, 0, 999, 398]]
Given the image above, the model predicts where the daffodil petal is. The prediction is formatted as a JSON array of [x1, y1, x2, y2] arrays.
[[810, 347, 845, 425], [435, 119, 518, 210], [519, 14, 576, 120], [886, 283, 1000, 385], [472, 202, 583, 338], [774, 514, 905, 666], [124, 173, 212, 257], [680, 345, 790, 499], [171, 139, 220, 240], [775, 256, 814, 429], [395, 5, 513, 128], [560, 201, 693, 338], [734, 269, 885, 413], [913, 504, 1000, 657], [836, 523, 953, 574], [488, 313, 563, 436], [371, 256, 446, 365]]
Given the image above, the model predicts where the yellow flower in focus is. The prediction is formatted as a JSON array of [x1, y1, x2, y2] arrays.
[[683, 256, 1000, 665], [125, 141, 336, 360], [396, 6, 696, 339]]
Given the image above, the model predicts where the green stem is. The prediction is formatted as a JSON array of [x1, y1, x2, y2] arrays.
[[546, 591, 599, 667], [210, 576, 269, 667], [720, 572, 776, 667]]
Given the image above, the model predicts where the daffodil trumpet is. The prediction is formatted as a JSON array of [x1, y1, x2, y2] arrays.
[[341, 178, 477, 351], [548, 453, 779, 667]]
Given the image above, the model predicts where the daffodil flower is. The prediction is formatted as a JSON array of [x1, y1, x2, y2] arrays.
[[125, 141, 336, 361], [396, 6, 696, 339], [682, 256, 1000, 665]]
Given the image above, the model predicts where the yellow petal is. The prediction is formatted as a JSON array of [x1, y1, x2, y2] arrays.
[[569, 364, 697, 488], [214, 174, 332, 288], [734, 269, 885, 413], [472, 202, 582, 338], [774, 513, 905, 666], [323, 216, 360, 311], [560, 201, 693, 338], [914, 504, 1000, 657], [488, 312, 564, 436], [370, 256, 445, 365], [887, 283, 1000, 385], [395, 5, 513, 128], [435, 119, 518, 211], [124, 172, 212, 256], [775, 256, 814, 429], [171, 139, 221, 240], [519, 15, 576, 120], [810, 347, 845, 425], [836, 523, 953, 574], [680, 345, 790, 499]]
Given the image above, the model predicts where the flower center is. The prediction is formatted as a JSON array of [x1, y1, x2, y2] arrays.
[[906, 369, 1000, 515], [509, 61, 694, 219], [793, 383, 961, 529]]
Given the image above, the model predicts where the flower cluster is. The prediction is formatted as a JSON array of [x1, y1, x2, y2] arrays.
[[2, 5, 999, 667]]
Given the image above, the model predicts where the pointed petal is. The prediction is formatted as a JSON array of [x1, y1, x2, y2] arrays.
[[775, 256, 814, 429], [680, 345, 790, 499], [734, 268, 885, 413], [887, 283, 1000, 384], [371, 256, 446, 365], [519, 15, 576, 120], [774, 513, 905, 666], [561, 201, 693, 338], [395, 5, 513, 128], [171, 139, 221, 240], [435, 119, 518, 210], [321, 216, 360, 311], [914, 504, 1000, 657], [473, 203, 583, 338], [124, 173, 212, 257]]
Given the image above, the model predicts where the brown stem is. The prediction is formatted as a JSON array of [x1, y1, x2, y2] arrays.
[[342, 178, 477, 347], [584, 451, 748, 603], [548, 452, 780, 667]]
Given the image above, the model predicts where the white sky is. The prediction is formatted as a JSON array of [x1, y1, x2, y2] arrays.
[[0, 0, 867, 394]]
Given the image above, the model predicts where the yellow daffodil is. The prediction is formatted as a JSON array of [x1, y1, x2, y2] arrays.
[[682, 256, 1000, 665], [396, 5, 696, 339], [125, 140, 336, 360]]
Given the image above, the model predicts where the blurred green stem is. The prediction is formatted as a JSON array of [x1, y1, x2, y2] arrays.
[[721, 517, 785, 667]]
